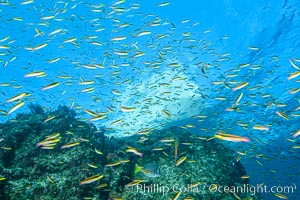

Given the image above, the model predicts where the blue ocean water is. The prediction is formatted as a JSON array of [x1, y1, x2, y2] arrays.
[[0, 0, 299, 199]]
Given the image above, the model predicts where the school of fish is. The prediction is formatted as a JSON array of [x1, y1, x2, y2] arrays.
[[0, 0, 299, 199]]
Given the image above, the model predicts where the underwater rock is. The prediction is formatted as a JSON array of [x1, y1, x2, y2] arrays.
[[120, 127, 263, 200], [0, 106, 109, 200], [0, 107, 263, 200]]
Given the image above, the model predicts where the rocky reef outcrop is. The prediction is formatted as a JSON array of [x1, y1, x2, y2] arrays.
[[0, 105, 262, 200]]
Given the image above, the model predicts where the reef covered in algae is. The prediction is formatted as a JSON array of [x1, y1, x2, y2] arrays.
[[0, 105, 262, 200]]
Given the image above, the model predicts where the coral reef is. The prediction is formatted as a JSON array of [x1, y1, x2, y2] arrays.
[[0, 106, 263, 200]]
